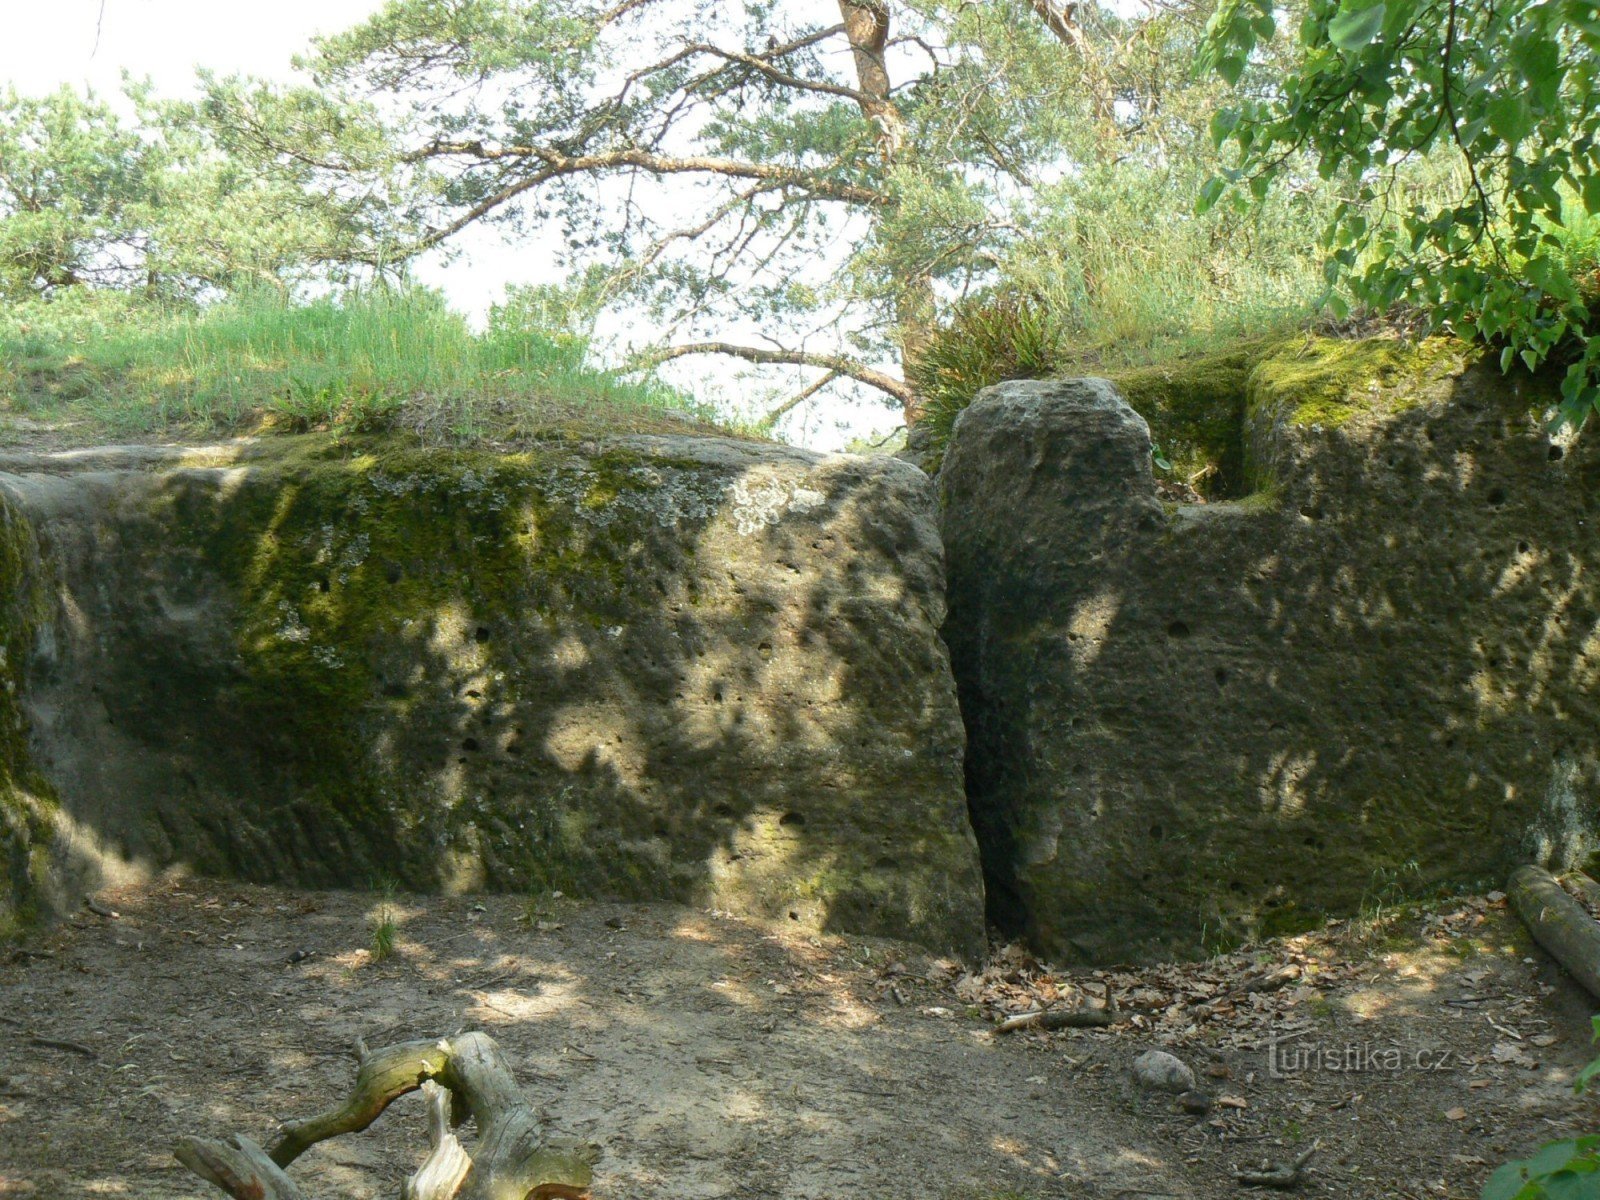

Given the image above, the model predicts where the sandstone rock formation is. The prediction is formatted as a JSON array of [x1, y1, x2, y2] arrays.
[[0, 433, 985, 956], [942, 345, 1600, 963]]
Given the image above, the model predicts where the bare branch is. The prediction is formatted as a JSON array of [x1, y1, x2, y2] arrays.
[[410, 146, 880, 251], [634, 342, 913, 405], [681, 42, 865, 102], [760, 370, 840, 431], [1028, 0, 1086, 49]]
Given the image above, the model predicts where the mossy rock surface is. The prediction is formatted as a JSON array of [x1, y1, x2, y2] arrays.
[[0, 491, 56, 935], [942, 346, 1600, 963], [0, 432, 984, 956]]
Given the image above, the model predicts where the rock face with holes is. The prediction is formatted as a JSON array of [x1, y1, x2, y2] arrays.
[[942, 348, 1600, 964], [0, 434, 985, 956]]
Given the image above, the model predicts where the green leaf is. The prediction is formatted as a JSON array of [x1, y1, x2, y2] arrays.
[[1327, 3, 1387, 51], [1576, 1053, 1600, 1094], [1196, 176, 1228, 214], [1210, 109, 1241, 146], [1487, 93, 1535, 146], [1481, 1160, 1535, 1200]]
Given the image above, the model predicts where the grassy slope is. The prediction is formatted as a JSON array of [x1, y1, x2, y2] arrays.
[[0, 289, 732, 448]]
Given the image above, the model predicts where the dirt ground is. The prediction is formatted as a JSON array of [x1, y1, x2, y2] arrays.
[[2, 880, 1598, 1200]]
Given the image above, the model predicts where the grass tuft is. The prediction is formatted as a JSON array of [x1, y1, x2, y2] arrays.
[[369, 877, 399, 962], [0, 286, 728, 448]]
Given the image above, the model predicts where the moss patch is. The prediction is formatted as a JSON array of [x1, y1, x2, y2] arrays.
[[1245, 336, 1472, 431], [1108, 342, 1269, 498]]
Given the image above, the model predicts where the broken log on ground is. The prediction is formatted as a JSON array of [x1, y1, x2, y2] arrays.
[[1508, 865, 1600, 1003], [1560, 869, 1600, 917], [993, 1001, 1119, 1034], [175, 1030, 596, 1200]]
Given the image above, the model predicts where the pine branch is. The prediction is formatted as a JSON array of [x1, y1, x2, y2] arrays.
[[633, 343, 912, 405]]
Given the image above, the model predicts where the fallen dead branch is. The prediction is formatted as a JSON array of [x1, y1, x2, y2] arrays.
[[993, 1002, 1119, 1033], [30, 1036, 96, 1058], [1508, 865, 1600, 1002], [1233, 1140, 1318, 1189], [175, 1030, 597, 1200]]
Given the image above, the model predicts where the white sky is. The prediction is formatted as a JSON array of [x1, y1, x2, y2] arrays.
[[0, 0, 894, 449]]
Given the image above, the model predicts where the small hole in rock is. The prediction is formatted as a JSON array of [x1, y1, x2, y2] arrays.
[[317, 577, 330, 594], [461, 737, 480, 752], [1148, 824, 1164, 840], [1214, 667, 1230, 687], [1518, 541, 1530, 554], [1167, 620, 1191, 638], [1550, 444, 1566, 461], [779, 811, 805, 828], [1487, 487, 1507, 507], [474, 626, 491, 643]]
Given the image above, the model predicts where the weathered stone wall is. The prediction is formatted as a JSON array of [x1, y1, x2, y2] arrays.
[[0, 433, 984, 956], [0, 490, 57, 932], [942, 342, 1600, 963]]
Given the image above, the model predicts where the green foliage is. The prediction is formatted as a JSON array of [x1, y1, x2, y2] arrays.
[[1201, 0, 1600, 424], [0, 287, 716, 443], [909, 297, 1065, 454], [904, 1, 1331, 453], [369, 877, 399, 962], [988, 5, 1328, 366], [1483, 1017, 1600, 1199], [370, 909, 398, 961], [0, 82, 405, 305], [0, 87, 154, 298], [1, 3, 1346, 429], [200, 0, 1294, 414]]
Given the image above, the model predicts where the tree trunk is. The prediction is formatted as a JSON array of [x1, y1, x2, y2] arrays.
[[176, 1032, 596, 1200], [837, 0, 931, 425]]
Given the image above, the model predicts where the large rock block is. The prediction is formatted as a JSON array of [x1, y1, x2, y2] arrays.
[[0, 433, 984, 956], [943, 352, 1600, 963]]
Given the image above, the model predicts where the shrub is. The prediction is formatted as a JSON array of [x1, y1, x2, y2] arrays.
[[909, 297, 1065, 463]]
